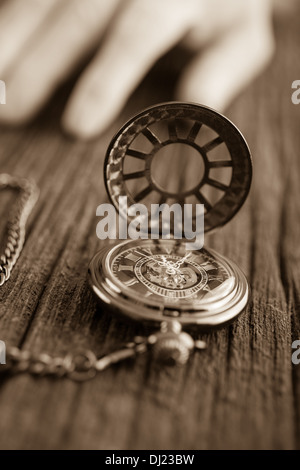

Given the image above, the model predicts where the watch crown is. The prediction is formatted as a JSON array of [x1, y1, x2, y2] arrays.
[[149, 321, 195, 365]]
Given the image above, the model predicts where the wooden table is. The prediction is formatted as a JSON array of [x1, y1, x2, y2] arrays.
[[0, 9, 299, 450]]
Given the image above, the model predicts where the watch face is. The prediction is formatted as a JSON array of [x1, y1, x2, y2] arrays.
[[110, 240, 229, 302], [89, 239, 249, 327]]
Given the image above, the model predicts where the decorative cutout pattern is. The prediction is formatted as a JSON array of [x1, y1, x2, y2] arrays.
[[105, 102, 252, 233]]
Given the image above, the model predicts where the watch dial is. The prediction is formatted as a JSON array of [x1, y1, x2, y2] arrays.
[[105, 239, 233, 306]]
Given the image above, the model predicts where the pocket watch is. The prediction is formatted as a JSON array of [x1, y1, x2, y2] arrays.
[[0, 102, 252, 379], [89, 102, 252, 366]]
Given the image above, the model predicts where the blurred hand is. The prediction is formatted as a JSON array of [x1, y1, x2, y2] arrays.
[[0, 0, 274, 139]]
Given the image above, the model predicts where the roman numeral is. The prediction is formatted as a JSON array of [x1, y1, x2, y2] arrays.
[[124, 278, 139, 286], [118, 265, 134, 271], [209, 275, 225, 282], [135, 248, 153, 257], [200, 262, 216, 271], [125, 253, 140, 262], [188, 254, 202, 263]]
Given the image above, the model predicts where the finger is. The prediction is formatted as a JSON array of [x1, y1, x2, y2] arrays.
[[176, 17, 275, 111], [0, 0, 121, 125], [0, 0, 59, 74], [62, 0, 201, 139]]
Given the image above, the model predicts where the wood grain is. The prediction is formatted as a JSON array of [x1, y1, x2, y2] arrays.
[[0, 10, 299, 450]]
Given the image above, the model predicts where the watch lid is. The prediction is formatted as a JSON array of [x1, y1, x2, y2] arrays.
[[104, 102, 252, 235]]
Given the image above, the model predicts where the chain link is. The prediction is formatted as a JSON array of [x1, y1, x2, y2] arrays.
[[0, 340, 148, 381], [0, 173, 39, 286], [0, 174, 149, 381]]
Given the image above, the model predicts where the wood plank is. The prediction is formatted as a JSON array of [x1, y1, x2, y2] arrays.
[[0, 8, 299, 450]]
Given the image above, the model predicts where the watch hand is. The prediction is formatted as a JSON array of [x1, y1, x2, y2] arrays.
[[134, 251, 170, 267], [160, 256, 183, 272], [133, 251, 187, 274], [174, 252, 191, 268]]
